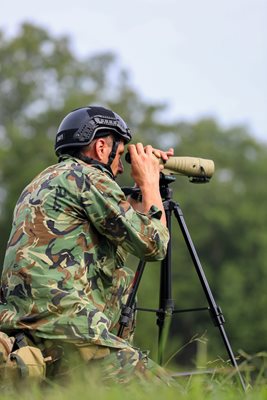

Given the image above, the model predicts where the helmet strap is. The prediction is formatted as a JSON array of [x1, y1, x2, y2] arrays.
[[107, 138, 119, 166]]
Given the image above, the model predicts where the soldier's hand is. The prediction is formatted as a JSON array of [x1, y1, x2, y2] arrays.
[[144, 146, 174, 162], [128, 143, 162, 189]]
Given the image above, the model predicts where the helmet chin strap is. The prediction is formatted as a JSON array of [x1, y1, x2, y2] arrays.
[[107, 138, 119, 166]]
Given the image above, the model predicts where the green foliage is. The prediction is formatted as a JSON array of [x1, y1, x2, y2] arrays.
[[0, 22, 267, 370]]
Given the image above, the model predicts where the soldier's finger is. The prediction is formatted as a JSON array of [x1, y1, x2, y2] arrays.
[[144, 145, 153, 156], [128, 144, 137, 158], [135, 143, 145, 155]]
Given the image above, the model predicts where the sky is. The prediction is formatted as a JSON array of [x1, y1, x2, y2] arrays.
[[1, 0, 266, 142]]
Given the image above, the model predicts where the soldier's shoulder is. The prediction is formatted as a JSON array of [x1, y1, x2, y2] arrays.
[[60, 159, 118, 189]]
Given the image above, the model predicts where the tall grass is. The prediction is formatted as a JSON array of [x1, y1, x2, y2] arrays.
[[0, 369, 266, 399], [1, 351, 267, 399], [1, 374, 267, 400]]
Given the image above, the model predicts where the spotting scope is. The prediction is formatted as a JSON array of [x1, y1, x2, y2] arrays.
[[125, 152, 215, 183]]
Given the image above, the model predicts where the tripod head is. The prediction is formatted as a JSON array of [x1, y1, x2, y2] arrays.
[[122, 171, 208, 201], [121, 173, 176, 200], [158, 173, 176, 201]]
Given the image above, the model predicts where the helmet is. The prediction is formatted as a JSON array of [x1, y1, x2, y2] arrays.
[[55, 106, 132, 156]]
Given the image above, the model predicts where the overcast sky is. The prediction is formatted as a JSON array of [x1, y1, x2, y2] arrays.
[[1, 0, 266, 141]]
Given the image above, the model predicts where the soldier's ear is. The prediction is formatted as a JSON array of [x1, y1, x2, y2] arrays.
[[95, 138, 109, 161]]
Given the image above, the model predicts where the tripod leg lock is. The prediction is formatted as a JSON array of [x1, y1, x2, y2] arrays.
[[209, 306, 225, 327], [119, 305, 134, 327]]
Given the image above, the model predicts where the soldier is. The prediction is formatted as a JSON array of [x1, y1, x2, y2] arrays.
[[0, 106, 174, 383]]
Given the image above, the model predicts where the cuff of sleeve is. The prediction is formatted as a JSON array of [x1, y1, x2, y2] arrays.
[[148, 205, 162, 220]]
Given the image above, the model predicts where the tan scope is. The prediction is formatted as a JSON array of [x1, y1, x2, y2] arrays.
[[161, 157, 215, 178]]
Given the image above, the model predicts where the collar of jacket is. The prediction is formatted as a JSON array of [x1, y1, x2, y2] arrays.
[[58, 154, 115, 180]]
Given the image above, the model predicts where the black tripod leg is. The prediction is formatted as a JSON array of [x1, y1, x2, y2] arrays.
[[118, 260, 146, 338], [173, 202, 246, 391], [157, 200, 174, 364]]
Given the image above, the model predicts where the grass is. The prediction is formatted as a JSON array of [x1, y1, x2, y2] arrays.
[[1, 375, 267, 400], [1, 346, 267, 399], [1, 360, 267, 400]]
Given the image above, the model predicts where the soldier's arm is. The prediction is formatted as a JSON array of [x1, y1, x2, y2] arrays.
[[81, 170, 169, 261]]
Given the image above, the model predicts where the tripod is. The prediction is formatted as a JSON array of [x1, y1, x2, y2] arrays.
[[119, 174, 246, 391]]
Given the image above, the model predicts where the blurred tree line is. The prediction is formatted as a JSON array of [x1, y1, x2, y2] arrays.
[[0, 23, 266, 368]]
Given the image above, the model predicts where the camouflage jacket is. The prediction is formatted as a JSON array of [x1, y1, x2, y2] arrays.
[[0, 156, 169, 348]]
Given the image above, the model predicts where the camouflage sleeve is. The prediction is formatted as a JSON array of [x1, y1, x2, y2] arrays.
[[81, 169, 169, 261]]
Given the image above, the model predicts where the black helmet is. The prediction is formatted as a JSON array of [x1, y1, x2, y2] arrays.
[[55, 106, 132, 156]]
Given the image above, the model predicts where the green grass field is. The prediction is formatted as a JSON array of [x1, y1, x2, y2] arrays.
[[1, 341, 266, 399], [0, 376, 266, 400], [1, 357, 267, 400]]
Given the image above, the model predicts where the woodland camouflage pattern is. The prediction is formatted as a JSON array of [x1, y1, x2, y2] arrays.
[[0, 156, 169, 361]]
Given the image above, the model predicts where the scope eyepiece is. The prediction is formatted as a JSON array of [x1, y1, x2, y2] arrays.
[[125, 152, 131, 164]]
